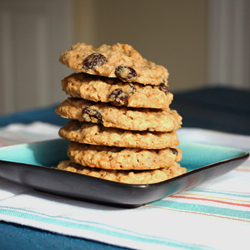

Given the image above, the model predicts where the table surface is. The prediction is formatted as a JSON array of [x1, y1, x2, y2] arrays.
[[0, 86, 249, 250]]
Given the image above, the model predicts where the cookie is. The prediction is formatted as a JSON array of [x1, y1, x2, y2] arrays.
[[55, 98, 182, 132], [59, 43, 169, 86], [59, 120, 179, 149], [61, 73, 173, 109], [67, 141, 182, 170], [56, 160, 187, 184]]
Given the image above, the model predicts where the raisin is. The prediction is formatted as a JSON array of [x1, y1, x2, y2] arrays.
[[109, 88, 129, 106], [82, 107, 102, 123], [129, 83, 136, 94], [82, 53, 106, 70], [115, 66, 138, 82], [159, 83, 169, 94], [170, 148, 178, 155], [72, 121, 83, 131], [98, 124, 104, 132]]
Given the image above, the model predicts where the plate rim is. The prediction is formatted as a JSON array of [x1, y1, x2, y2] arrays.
[[0, 139, 249, 207]]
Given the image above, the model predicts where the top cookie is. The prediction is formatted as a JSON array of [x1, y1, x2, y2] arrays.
[[59, 43, 169, 86], [61, 73, 173, 109]]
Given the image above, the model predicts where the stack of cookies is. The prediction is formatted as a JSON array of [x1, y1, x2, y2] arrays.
[[55, 42, 186, 184]]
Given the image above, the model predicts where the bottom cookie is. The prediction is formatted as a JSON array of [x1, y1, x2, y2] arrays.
[[55, 160, 187, 184]]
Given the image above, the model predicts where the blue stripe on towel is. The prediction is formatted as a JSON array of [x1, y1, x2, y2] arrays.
[[191, 189, 250, 199], [150, 200, 250, 221]]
